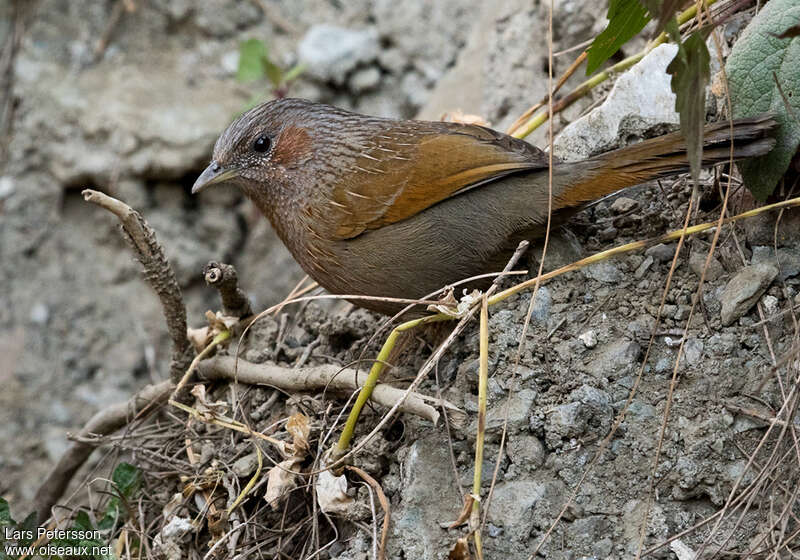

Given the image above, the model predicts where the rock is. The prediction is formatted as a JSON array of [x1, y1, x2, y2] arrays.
[[762, 294, 779, 315], [719, 263, 778, 325], [29, 303, 49, 325], [752, 246, 800, 281], [553, 44, 680, 161], [587, 339, 642, 376], [348, 66, 382, 92], [0, 176, 14, 200], [507, 434, 546, 469], [578, 329, 598, 348], [646, 243, 678, 263], [682, 338, 704, 365], [655, 356, 671, 373], [393, 433, 462, 558], [742, 203, 800, 247], [583, 260, 622, 283], [487, 480, 546, 540], [634, 255, 654, 278], [480, 388, 537, 433], [232, 453, 259, 477], [610, 196, 638, 214], [545, 385, 611, 447], [689, 250, 725, 281], [298, 24, 379, 84], [530, 286, 552, 324], [546, 402, 588, 443]]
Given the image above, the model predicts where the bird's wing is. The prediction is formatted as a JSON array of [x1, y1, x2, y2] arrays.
[[327, 122, 549, 239]]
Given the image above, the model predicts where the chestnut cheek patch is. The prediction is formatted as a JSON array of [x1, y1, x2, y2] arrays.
[[273, 126, 312, 167]]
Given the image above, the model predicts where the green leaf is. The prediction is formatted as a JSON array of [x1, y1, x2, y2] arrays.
[[667, 30, 711, 182], [774, 22, 800, 39], [0, 498, 14, 528], [18, 512, 37, 547], [727, 0, 800, 200], [282, 63, 306, 84], [587, 0, 650, 74], [237, 39, 269, 82], [639, 0, 683, 39], [263, 58, 284, 88], [111, 463, 141, 499], [73, 510, 94, 533]]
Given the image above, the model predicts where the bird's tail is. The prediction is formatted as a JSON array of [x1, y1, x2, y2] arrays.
[[555, 114, 777, 208]]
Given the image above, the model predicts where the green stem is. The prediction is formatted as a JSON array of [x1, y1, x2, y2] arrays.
[[333, 314, 449, 458], [470, 297, 489, 558], [512, 0, 718, 140]]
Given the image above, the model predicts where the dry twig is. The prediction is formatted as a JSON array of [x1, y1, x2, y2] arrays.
[[83, 189, 192, 382], [197, 355, 463, 425], [33, 380, 172, 522]]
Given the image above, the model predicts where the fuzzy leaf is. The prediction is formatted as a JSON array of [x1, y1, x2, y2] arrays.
[[667, 31, 711, 182], [727, 0, 800, 200], [774, 23, 800, 39], [237, 39, 269, 82], [587, 0, 650, 75]]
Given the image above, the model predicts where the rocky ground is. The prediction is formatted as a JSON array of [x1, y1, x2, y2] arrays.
[[1, 1, 798, 558]]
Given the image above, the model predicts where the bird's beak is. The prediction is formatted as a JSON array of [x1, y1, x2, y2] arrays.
[[192, 161, 240, 194]]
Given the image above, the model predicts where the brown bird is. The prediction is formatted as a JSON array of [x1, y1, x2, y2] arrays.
[[193, 98, 775, 315]]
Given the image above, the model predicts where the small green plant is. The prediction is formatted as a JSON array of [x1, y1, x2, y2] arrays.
[[0, 498, 37, 560], [237, 38, 305, 109], [587, 0, 800, 199], [727, 0, 800, 200], [0, 462, 142, 560]]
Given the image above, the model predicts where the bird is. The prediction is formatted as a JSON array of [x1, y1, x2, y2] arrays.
[[193, 98, 775, 315]]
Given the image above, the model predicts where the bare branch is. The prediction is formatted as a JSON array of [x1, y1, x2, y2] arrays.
[[82, 189, 192, 382], [196, 355, 464, 425], [204, 261, 253, 318]]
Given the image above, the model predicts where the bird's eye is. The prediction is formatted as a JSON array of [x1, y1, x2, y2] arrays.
[[253, 135, 271, 153]]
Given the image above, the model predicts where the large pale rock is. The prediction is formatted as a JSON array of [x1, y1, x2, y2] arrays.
[[553, 44, 680, 162], [298, 24, 379, 84]]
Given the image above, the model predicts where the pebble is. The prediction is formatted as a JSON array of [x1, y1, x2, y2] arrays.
[[349, 66, 382, 92], [583, 261, 622, 283], [682, 338, 703, 365], [646, 243, 678, 263], [30, 303, 49, 325], [232, 453, 259, 477], [578, 330, 598, 348], [610, 196, 638, 214], [688, 250, 724, 281], [0, 176, 15, 200], [719, 263, 778, 325], [634, 255, 653, 278], [761, 294, 779, 315]]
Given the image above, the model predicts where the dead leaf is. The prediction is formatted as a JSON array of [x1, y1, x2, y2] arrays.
[[286, 413, 311, 457], [190, 385, 229, 419], [264, 457, 303, 510], [428, 289, 482, 317], [444, 494, 475, 529], [440, 110, 491, 127], [448, 537, 472, 560], [187, 326, 211, 352], [204, 310, 239, 333], [316, 469, 354, 514]]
